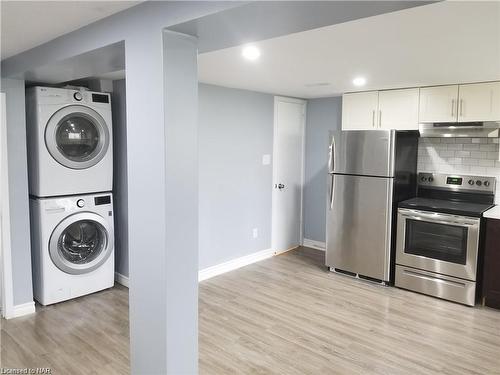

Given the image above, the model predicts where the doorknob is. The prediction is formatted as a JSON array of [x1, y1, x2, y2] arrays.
[[277, 183, 285, 190]]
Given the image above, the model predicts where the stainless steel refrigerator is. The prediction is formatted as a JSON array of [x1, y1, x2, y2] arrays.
[[326, 130, 418, 283]]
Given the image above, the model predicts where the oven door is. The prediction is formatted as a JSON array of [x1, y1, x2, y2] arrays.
[[396, 208, 480, 281]]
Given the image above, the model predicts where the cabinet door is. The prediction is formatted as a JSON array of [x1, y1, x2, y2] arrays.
[[342, 91, 379, 130], [458, 82, 500, 122], [419, 85, 459, 123], [483, 219, 500, 309], [378, 88, 419, 130]]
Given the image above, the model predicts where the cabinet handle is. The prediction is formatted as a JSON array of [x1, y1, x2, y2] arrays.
[[372, 110, 375, 127], [451, 99, 455, 117], [379, 110, 382, 128], [459, 99, 464, 117]]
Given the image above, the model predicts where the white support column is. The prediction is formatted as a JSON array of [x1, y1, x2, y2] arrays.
[[125, 29, 198, 374], [163, 30, 199, 374]]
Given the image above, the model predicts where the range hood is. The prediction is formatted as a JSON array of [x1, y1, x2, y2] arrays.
[[419, 122, 500, 138]]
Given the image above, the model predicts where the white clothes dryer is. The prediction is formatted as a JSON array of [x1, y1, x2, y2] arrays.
[[26, 86, 113, 197]]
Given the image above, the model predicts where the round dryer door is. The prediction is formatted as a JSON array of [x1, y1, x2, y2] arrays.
[[45, 105, 110, 169], [49, 212, 114, 275]]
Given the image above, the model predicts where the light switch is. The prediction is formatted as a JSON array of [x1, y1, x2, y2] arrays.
[[262, 154, 271, 165]]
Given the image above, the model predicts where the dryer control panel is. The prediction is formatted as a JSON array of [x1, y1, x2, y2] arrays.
[[95, 195, 111, 205], [31, 86, 111, 108]]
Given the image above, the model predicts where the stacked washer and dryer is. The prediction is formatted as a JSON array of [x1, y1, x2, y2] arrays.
[[26, 86, 115, 305]]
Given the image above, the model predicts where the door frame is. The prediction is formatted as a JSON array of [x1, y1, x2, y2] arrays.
[[271, 96, 307, 255], [0, 92, 14, 318]]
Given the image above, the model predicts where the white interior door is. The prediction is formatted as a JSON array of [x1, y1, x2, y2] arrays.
[[272, 96, 306, 254]]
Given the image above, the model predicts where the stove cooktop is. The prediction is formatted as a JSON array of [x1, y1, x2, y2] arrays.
[[398, 197, 494, 218]]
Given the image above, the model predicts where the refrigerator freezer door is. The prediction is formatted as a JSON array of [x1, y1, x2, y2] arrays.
[[326, 174, 393, 281], [329, 130, 396, 177]]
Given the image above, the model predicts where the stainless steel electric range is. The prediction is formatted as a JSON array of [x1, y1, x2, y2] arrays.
[[395, 172, 496, 306]]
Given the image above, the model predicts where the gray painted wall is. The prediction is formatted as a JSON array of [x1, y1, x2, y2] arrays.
[[111, 83, 274, 277], [0, 78, 33, 306], [111, 79, 128, 277], [303, 96, 342, 243], [198, 84, 274, 269]]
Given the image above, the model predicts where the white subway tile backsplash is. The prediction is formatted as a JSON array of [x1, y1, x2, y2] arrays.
[[472, 138, 488, 144], [439, 150, 455, 158], [462, 158, 479, 166], [447, 157, 462, 165], [417, 138, 500, 203], [447, 144, 463, 150], [429, 138, 441, 144], [470, 151, 488, 159], [455, 151, 471, 158], [473, 167, 488, 174], [487, 167, 500, 175], [441, 138, 456, 144], [478, 159, 495, 167], [463, 144, 480, 151], [479, 144, 496, 152]]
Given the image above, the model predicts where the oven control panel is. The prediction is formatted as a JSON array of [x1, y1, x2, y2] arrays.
[[418, 172, 496, 193]]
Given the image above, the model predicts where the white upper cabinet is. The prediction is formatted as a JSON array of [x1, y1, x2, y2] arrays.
[[419, 85, 459, 123], [343, 81, 500, 131], [342, 91, 379, 130], [458, 82, 500, 122], [378, 88, 420, 130]]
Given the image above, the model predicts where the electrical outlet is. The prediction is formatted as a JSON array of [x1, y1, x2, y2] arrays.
[[252, 228, 258, 238]]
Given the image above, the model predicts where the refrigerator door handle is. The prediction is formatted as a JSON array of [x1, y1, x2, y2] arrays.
[[329, 174, 335, 210], [328, 136, 335, 174]]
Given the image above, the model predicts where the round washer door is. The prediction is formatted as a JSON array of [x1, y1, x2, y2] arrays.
[[49, 212, 114, 275], [45, 105, 110, 169]]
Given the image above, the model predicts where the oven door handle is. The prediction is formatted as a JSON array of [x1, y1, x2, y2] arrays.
[[399, 210, 479, 227]]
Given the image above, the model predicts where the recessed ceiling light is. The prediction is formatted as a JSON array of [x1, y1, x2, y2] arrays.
[[242, 45, 261, 61], [352, 77, 366, 86]]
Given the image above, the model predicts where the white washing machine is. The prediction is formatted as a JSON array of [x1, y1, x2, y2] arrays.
[[30, 192, 115, 305], [26, 86, 113, 197]]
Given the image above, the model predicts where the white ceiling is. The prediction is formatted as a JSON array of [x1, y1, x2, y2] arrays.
[[1, 1, 140, 60], [198, 1, 500, 98]]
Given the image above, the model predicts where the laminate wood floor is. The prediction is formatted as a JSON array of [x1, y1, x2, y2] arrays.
[[2, 247, 500, 374]]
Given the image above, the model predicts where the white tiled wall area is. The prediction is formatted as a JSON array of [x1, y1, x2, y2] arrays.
[[417, 137, 500, 202]]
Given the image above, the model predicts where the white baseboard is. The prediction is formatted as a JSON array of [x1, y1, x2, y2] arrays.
[[115, 272, 129, 288], [274, 245, 300, 256], [113, 249, 276, 287], [199, 248, 275, 282], [302, 238, 326, 251], [4, 301, 36, 319]]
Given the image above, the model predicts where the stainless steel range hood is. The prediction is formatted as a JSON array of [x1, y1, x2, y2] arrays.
[[419, 122, 500, 138]]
